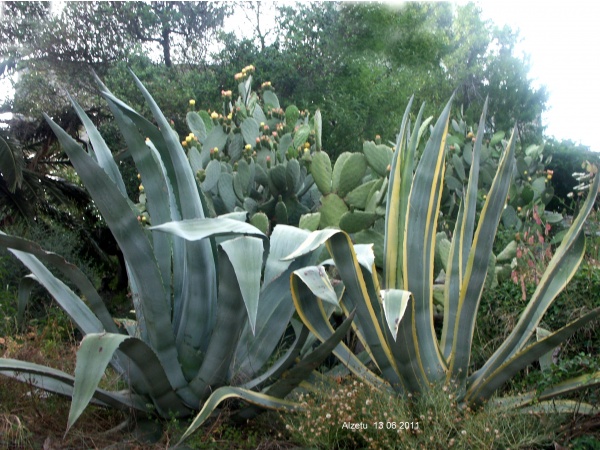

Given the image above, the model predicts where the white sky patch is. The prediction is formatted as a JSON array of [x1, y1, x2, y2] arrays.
[[479, 0, 600, 151]]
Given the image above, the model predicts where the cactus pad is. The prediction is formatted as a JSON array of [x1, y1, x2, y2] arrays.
[[311, 151, 332, 195]]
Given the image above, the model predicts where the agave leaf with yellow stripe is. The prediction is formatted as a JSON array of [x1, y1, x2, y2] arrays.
[[446, 125, 517, 391], [288, 94, 600, 415]]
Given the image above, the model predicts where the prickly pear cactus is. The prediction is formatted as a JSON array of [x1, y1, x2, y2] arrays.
[[184, 66, 320, 232], [303, 134, 393, 235], [444, 113, 559, 233]]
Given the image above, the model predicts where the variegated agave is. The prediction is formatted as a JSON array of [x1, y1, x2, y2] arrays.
[[285, 96, 600, 413], [0, 74, 352, 446]]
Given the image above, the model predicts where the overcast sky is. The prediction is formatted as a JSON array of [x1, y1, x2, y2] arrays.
[[478, 0, 600, 151]]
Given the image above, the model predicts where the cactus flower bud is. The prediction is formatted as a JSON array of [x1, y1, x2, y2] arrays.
[[181, 140, 187, 147], [137, 215, 142, 222], [139, 184, 144, 192], [137, 173, 141, 180], [245, 144, 252, 151], [210, 111, 219, 119], [189, 99, 195, 106], [266, 155, 271, 168]]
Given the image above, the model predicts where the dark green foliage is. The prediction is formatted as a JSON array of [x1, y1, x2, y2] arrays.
[[212, 2, 547, 158], [545, 138, 600, 213]]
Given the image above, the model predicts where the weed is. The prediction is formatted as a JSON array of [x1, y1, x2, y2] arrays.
[[281, 378, 560, 449], [0, 413, 33, 449]]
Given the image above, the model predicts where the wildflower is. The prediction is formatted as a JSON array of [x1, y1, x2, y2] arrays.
[[189, 99, 195, 106]]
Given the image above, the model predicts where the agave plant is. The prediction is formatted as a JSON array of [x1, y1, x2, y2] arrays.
[[0, 74, 354, 445], [285, 96, 600, 412]]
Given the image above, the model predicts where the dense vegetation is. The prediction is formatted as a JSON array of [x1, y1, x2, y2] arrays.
[[1, 2, 598, 448]]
